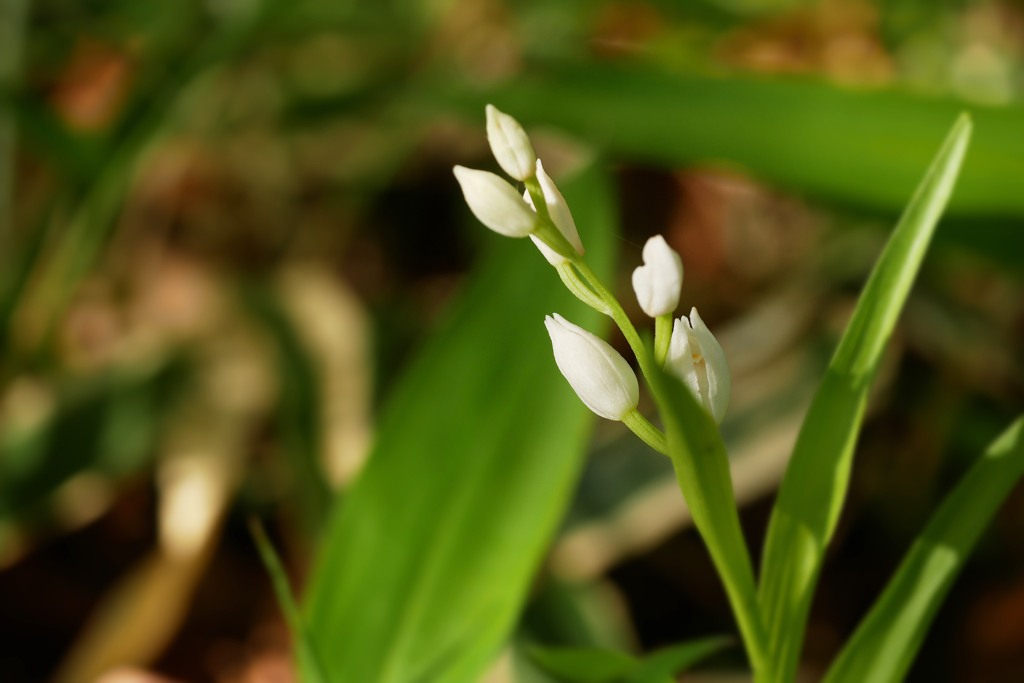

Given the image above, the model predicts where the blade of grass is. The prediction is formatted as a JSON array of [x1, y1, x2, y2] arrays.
[[304, 164, 618, 683], [821, 417, 1024, 683], [249, 519, 331, 683], [646, 354, 767, 677], [756, 114, 972, 682]]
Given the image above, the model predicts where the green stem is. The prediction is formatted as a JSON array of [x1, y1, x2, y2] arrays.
[[654, 314, 672, 366], [569, 257, 658, 388], [556, 262, 609, 313], [622, 409, 668, 455]]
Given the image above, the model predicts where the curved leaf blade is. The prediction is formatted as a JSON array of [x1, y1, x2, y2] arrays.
[[647, 358, 767, 672], [757, 114, 972, 681], [303, 165, 618, 683], [823, 417, 1024, 683]]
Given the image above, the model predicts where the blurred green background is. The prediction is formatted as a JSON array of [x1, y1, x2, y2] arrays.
[[0, 0, 1022, 681]]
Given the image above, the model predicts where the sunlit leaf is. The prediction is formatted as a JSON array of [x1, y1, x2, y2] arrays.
[[646, 357, 767, 672], [757, 114, 972, 681], [304, 163, 618, 683], [822, 417, 1024, 683]]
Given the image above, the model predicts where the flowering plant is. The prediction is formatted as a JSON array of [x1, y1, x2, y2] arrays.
[[446, 105, 1024, 683]]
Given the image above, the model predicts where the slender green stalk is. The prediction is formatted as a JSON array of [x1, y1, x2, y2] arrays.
[[622, 409, 668, 455], [556, 262, 610, 313], [654, 314, 672, 366], [530, 178, 767, 680]]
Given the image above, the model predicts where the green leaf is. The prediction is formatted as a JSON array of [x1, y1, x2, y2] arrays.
[[624, 637, 733, 683], [757, 114, 972, 682], [646, 355, 767, 672], [303, 163, 618, 683], [822, 417, 1024, 683], [528, 646, 637, 683], [249, 519, 332, 683]]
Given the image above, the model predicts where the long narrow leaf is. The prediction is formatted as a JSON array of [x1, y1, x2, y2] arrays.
[[249, 519, 331, 683], [647, 358, 767, 672], [757, 114, 972, 681], [823, 417, 1024, 683], [304, 164, 618, 683]]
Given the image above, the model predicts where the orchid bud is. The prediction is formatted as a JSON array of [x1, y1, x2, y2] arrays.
[[453, 165, 538, 238], [666, 308, 730, 424], [632, 235, 683, 318], [545, 313, 639, 421], [486, 104, 537, 181], [523, 160, 585, 265]]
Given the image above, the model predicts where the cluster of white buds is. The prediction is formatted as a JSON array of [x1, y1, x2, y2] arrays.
[[631, 235, 731, 424], [453, 105, 584, 262], [454, 105, 731, 437]]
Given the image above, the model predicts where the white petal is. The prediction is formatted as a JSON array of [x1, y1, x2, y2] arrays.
[[453, 166, 537, 238], [688, 308, 730, 424], [535, 160, 584, 255], [666, 316, 701, 401], [486, 104, 537, 182], [631, 235, 683, 317], [524, 188, 568, 265], [545, 313, 639, 421], [529, 234, 568, 265]]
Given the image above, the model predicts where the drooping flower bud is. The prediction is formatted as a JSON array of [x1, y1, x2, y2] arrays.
[[523, 160, 585, 265], [632, 235, 683, 317], [453, 165, 537, 237], [545, 313, 639, 421], [486, 104, 537, 182], [666, 308, 730, 424]]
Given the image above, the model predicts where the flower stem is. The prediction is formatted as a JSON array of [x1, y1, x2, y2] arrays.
[[654, 314, 672, 366], [556, 262, 609, 313], [622, 409, 668, 455]]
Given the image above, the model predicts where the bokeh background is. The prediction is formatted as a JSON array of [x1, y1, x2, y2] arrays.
[[0, 0, 1023, 681]]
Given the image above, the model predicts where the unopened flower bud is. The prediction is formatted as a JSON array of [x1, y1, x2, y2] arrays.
[[486, 104, 537, 182], [545, 313, 639, 421], [666, 308, 730, 424], [632, 235, 683, 317], [453, 165, 537, 237], [523, 160, 585, 265]]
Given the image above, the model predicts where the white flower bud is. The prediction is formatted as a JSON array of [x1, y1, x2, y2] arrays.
[[453, 165, 537, 237], [666, 308, 730, 424], [486, 104, 537, 182], [632, 235, 683, 317], [523, 160, 585, 265], [545, 313, 639, 421]]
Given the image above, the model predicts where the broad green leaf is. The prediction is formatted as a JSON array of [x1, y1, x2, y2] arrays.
[[821, 417, 1024, 683], [624, 637, 733, 683], [249, 519, 331, 683], [757, 115, 972, 682], [528, 646, 637, 683], [304, 164, 618, 683], [646, 355, 767, 672]]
